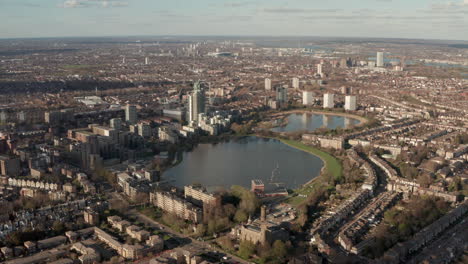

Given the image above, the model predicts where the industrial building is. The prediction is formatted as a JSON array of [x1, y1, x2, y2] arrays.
[[237, 205, 289, 245]]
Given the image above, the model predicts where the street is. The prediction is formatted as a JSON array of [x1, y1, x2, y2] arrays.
[[127, 209, 250, 264]]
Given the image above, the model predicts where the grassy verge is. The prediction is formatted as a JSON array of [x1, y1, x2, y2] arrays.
[[277, 139, 342, 206], [252, 134, 342, 206], [198, 133, 342, 207], [280, 139, 342, 180]]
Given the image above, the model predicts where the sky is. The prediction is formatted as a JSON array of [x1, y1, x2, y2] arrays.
[[0, 0, 467, 40]]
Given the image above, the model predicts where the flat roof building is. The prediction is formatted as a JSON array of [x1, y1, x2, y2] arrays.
[[323, 93, 334, 108], [265, 78, 272, 91], [377, 52, 384, 67], [303, 91, 314, 106], [125, 105, 137, 124], [345, 95, 357, 111]]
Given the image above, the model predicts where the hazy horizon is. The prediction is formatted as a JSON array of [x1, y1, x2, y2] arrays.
[[1, 0, 467, 41], [1, 34, 468, 43]]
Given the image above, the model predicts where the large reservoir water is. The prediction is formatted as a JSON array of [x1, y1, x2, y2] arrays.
[[163, 136, 324, 189]]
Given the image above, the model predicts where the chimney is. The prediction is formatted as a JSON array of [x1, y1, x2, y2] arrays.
[[260, 205, 267, 222]]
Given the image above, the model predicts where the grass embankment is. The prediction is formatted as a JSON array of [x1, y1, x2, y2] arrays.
[[281, 139, 342, 180], [278, 139, 342, 206]]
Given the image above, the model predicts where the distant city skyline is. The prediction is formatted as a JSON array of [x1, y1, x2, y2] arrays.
[[0, 0, 468, 40]]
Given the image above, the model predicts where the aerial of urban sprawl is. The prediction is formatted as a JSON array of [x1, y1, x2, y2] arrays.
[[0, 1, 468, 264]]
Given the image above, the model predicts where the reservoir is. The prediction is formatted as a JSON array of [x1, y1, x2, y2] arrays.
[[163, 136, 324, 190], [271, 113, 361, 133]]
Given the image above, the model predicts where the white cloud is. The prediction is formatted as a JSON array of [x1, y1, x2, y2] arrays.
[[429, 0, 468, 14], [262, 8, 342, 14], [60, 0, 86, 8], [59, 0, 129, 8], [224, 1, 251, 8]]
